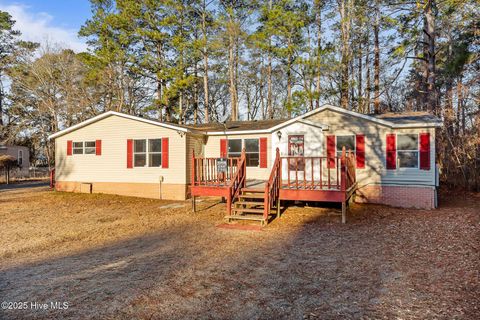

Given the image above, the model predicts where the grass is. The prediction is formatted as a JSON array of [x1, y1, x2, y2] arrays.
[[0, 185, 478, 319]]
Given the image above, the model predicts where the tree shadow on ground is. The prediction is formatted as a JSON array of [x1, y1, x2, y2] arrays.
[[1, 198, 477, 320]]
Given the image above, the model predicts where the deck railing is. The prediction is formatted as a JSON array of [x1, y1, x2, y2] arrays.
[[264, 148, 281, 221], [279, 146, 356, 192], [191, 152, 241, 187], [191, 150, 247, 216], [227, 152, 247, 215], [341, 148, 356, 192]]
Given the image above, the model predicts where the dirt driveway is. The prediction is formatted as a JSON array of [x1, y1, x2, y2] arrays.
[[0, 185, 478, 319]]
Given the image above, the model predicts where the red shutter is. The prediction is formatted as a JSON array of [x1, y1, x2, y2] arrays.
[[67, 140, 72, 156], [259, 137, 267, 168], [220, 139, 227, 157], [419, 132, 430, 170], [326, 135, 336, 168], [386, 134, 396, 170], [356, 135, 365, 169], [95, 140, 102, 156], [162, 138, 169, 168], [127, 139, 133, 168]]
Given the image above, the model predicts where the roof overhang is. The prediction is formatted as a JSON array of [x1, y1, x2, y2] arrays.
[[48, 111, 191, 140], [269, 104, 442, 130], [48, 105, 442, 140]]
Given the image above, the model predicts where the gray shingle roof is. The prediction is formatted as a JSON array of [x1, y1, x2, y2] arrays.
[[182, 119, 287, 132], [370, 112, 441, 124]]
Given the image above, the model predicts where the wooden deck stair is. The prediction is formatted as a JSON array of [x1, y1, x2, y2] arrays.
[[225, 188, 279, 226], [193, 147, 357, 226]]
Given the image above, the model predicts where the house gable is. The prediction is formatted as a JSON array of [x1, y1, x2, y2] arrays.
[[49, 111, 189, 140]]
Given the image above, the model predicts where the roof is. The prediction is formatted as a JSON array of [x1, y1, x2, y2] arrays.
[[185, 119, 286, 132], [48, 111, 191, 140], [371, 112, 441, 125], [48, 105, 442, 140]]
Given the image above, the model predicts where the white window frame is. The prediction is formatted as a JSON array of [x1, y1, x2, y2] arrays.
[[73, 141, 84, 154], [227, 139, 242, 158], [335, 135, 356, 157], [244, 138, 260, 168], [227, 138, 260, 167], [84, 141, 96, 154], [397, 133, 419, 169], [148, 139, 162, 168], [134, 139, 163, 168], [133, 139, 147, 167], [18, 150, 23, 166]]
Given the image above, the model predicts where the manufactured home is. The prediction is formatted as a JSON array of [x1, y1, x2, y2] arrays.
[[49, 104, 442, 224]]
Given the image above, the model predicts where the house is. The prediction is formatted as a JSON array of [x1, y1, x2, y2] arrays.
[[48, 104, 441, 223], [0, 144, 30, 178]]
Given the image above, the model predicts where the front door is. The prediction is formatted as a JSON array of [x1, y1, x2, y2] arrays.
[[288, 135, 305, 171]]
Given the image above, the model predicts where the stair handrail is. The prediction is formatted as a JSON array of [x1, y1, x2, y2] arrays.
[[264, 148, 281, 221], [340, 147, 356, 192], [226, 149, 246, 215]]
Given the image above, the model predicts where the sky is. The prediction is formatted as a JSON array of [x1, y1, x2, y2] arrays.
[[0, 0, 91, 52]]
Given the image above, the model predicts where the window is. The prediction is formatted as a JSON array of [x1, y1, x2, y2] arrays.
[[134, 139, 147, 167], [336, 135, 355, 157], [227, 139, 242, 158], [227, 139, 260, 167], [148, 139, 162, 167], [245, 139, 259, 167], [397, 134, 418, 168], [288, 135, 305, 171], [18, 150, 23, 166], [134, 139, 162, 167], [73, 142, 83, 154], [85, 141, 96, 154]]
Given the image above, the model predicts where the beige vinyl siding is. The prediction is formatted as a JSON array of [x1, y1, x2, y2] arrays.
[[305, 109, 436, 187], [186, 133, 205, 184], [55, 115, 187, 185], [204, 133, 271, 180]]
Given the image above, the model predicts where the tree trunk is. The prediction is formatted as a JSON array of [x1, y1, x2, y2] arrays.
[[424, 0, 437, 113], [266, 0, 274, 119], [267, 52, 273, 119], [194, 62, 199, 124], [315, 0, 323, 109], [287, 50, 293, 117], [457, 78, 465, 134], [339, 0, 351, 109], [0, 79, 4, 126], [203, 51, 209, 123], [157, 79, 164, 122], [365, 32, 371, 113], [201, 0, 210, 123], [357, 42, 363, 113], [373, 0, 380, 113], [228, 33, 238, 121]]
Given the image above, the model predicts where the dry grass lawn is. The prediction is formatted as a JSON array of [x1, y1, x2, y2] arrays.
[[0, 183, 478, 319]]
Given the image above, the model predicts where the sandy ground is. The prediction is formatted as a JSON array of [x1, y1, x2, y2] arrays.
[[0, 183, 478, 319]]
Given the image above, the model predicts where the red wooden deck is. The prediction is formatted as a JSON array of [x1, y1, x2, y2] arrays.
[[191, 148, 357, 225]]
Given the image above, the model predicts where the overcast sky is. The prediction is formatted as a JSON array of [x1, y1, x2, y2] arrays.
[[0, 0, 91, 52]]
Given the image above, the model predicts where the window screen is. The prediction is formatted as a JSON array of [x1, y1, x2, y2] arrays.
[[244, 139, 259, 167], [148, 139, 162, 167], [73, 142, 83, 154], [134, 139, 147, 167], [397, 134, 418, 168]]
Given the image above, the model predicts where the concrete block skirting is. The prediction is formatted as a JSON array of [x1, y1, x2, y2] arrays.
[[55, 181, 188, 200], [355, 184, 436, 209]]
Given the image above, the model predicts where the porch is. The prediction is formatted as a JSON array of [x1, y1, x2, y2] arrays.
[[190, 148, 357, 226]]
